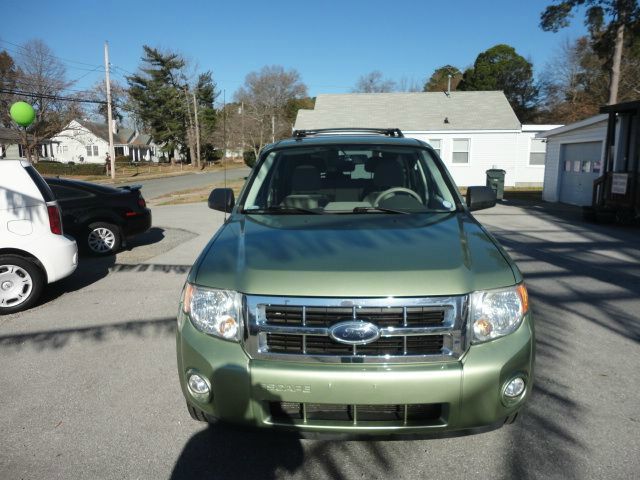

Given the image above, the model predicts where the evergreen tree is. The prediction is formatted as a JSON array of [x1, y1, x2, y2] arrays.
[[458, 44, 539, 122], [423, 65, 462, 92], [540, 0, 640, 104], [127, 46, 190, 162]]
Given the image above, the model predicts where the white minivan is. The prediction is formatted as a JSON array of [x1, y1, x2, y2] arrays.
[[0, 160, 78, 314]]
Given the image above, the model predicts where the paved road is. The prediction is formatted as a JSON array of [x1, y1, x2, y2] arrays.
[[133, 166, 250, 200], [1, 201, 638, 479]]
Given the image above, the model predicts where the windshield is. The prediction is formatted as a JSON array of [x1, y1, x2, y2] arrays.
[[241, 145, 458, 214]]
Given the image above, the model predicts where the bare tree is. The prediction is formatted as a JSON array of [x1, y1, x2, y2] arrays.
[[13, 39, 80, 162], [89, 79, 128, 124], [232, 65, 307, 159], [397, 76, 422, 92], [352, 71, 396, 93]]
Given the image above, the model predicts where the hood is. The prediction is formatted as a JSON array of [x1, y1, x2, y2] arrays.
[[193, 213, 517, 297]]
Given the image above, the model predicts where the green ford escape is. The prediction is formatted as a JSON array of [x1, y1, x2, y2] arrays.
[[176, 128, 534, 437]]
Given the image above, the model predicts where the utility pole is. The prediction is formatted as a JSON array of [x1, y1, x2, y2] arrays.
[[271, 115, 275, 143], [183, 87, 196, 168], [104, 41, 116, 180], [192, 92, 201, 168]]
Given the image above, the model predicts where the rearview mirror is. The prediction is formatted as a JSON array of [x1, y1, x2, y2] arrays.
[[466, 186, 497, 211], [208, 188, 235, 213]]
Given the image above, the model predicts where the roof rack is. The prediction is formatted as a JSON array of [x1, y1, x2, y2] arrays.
[[292, 128, 404, 139]]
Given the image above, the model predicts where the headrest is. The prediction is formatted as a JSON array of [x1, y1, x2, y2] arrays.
[[291, 165, 321, 191], [365, 156, 381, 172], [373, 160, 405, 188]]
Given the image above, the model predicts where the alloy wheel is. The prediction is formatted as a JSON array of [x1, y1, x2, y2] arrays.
[[87, 227, 116, 253]]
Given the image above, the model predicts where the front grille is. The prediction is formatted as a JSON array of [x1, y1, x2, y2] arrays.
[[265, 305, 445, 328], [267, 333, 444, 355], [268, 401, 445, 426], [245, 295, 466, 363]]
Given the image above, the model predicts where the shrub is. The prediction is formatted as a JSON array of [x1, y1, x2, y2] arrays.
[[34, 162, 105, 176], [243, 150, 256, 168], [115, 155, 130, 164]]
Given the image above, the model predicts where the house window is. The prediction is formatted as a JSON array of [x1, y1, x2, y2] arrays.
[[86, 146, 92, 156], [93, 145, 99, 156], [428, 139, 441, 157], [452, 139, 469, 164], [530, 139, 546, 165]]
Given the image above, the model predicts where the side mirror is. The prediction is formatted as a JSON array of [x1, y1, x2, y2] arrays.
[[208, 188, 235, 213], [466, 186, 497, 211]]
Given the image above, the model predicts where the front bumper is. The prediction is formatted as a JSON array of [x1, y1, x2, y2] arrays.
[[176, 312, 534, 436]]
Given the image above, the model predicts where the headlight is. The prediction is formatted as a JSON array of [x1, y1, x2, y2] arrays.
[[180, 283, 242, 341], [469, 283, 529, 343]]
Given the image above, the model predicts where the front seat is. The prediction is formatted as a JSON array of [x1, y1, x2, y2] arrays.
[[362, 159, 406, 204], [281, 165, 328, 209]]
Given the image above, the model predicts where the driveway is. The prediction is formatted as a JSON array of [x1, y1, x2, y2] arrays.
[[0, 201, 638, 479]]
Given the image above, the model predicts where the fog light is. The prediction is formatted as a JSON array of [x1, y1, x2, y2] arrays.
[[187, 371, 211, 401], [504, 377, 526, 398]]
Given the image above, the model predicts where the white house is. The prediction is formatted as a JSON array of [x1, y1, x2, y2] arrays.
[[537, 114, 608, 206], [294, 92, 561, 187], [50, 119, 159, 164]]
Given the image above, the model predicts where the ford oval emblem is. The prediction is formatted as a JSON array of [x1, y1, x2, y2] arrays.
[[329, 320, 380, 345]]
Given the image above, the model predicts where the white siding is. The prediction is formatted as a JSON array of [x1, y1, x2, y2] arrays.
[[407, 131, 528, 187], [50, 120, 109, 164], [541, 121, 607, 202]]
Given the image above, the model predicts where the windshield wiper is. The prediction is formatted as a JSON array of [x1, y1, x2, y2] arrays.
[[242, 206, 323, 215], [352, 206, 410, 215]]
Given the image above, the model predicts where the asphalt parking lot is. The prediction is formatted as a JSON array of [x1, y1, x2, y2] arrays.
[[1, 200, 638, 480]]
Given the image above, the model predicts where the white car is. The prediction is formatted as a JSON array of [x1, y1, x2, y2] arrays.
[[0, 160, 78, 314]]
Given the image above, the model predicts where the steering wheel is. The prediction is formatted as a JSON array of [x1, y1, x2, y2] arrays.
[[373, 187, 422, 206]]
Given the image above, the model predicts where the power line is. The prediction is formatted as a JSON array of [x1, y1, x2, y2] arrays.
[[0, 88, 106, 105], [0, 38, 104, 70]]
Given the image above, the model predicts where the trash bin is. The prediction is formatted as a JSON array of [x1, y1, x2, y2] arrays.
[[486, 169, 506, 200]]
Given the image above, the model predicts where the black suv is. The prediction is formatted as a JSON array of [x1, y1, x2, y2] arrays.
[[45, 177, 152, 255]]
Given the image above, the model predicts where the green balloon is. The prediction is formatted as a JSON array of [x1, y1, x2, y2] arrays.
[[10, 101, 36, 127]]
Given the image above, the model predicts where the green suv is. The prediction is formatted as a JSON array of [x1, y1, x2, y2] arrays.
[[176, 128, 533, 437]]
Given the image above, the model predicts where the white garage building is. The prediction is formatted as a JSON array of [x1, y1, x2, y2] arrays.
[[294, 91, 560, 187], [537, 115, 608, 206]]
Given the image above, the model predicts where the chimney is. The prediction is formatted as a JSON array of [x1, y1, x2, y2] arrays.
[[111, 119, 118, 134], [447, 74, 452, 96]]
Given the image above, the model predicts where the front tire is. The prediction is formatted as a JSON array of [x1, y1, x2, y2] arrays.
[[0, 255, 45, 314], [86, 222, 121, 256]]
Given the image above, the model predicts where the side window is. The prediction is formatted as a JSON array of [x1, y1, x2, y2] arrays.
[[93, 145, 99, 156], [24, 166, 55, 202], [452, 139, 469, 164], [50, 185, 93, 200], [428, 139, 442, 157], [529, 139, 546, 166]]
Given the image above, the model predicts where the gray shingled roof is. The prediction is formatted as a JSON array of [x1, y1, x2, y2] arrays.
[[77, 120, 140, 145], [294, 91, 521, 131]]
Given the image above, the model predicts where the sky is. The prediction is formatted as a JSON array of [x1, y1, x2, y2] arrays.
[[1, 0, 589, 101]]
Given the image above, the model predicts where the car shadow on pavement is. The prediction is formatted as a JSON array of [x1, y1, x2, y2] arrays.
[[37, 255, 116, 306], [171, 372, 304, 480], [123, 226, 165, 251]]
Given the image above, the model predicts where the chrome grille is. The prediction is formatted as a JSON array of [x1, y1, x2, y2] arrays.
[[244, 295, 468, 363]]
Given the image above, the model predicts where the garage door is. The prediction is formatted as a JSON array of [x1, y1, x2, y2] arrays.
[[559, 142, 603, 206]]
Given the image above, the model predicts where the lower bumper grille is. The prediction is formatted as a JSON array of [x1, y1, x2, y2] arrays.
[[268, 402, 445, 426]]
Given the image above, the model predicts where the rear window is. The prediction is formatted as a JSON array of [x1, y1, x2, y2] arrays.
[[24, 166, 55, 202]]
